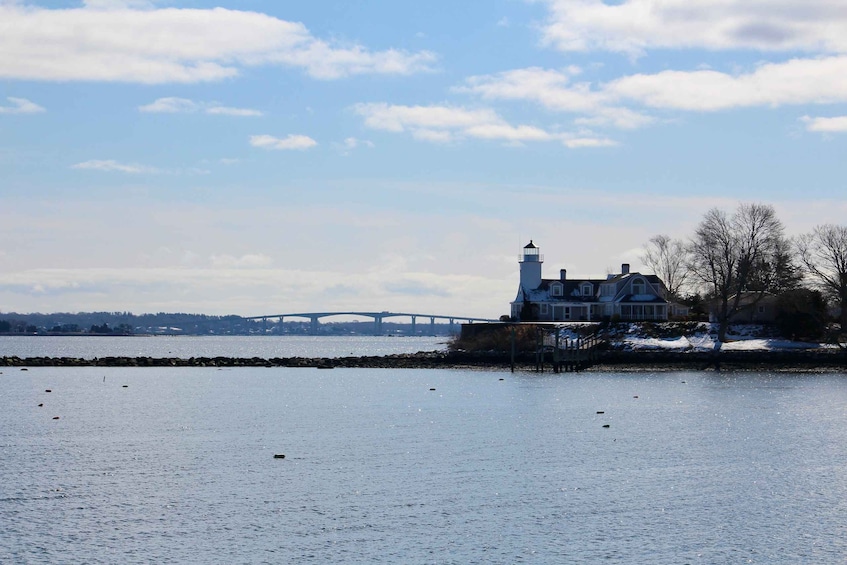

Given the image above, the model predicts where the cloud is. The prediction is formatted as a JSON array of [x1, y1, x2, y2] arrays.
[[249, 134, 317, 150], [801, 115, 847, 133], [353, 102, 616, 147], [0, 4, 436, 83], [458, 67, 653, 129], [209, 253, 274, 269], [139, 97, 263, 116], [71, 159, 156, 173], [343, 137, 374, 149], [538, 0, 847, 56], [459, 56, 847, 124], [607, 56, 847, 111], [138, 97, 198, 113], [0, 96, 45, 114]]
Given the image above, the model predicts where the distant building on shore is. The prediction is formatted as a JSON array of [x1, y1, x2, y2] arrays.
[[510, 240, 673, 322]]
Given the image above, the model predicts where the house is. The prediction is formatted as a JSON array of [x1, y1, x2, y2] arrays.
[[708, 293, 779, 324], [509, 240, 671, 322]]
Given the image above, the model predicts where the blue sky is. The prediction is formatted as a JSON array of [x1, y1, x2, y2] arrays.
[[2, 0, 847, 318]]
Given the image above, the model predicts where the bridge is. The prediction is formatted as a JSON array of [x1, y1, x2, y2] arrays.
[[243, 311, 499, 336]]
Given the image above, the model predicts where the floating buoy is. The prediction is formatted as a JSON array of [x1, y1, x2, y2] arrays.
[[273, 454, 285, 459]]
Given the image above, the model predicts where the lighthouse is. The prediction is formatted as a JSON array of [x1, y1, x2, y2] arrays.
[[519, 240, 543, 291]]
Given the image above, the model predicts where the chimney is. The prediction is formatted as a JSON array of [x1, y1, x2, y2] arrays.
[[621, 263, 630, 275], [560, 269, 567, 281]]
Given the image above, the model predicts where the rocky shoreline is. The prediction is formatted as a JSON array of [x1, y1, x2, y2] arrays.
[[2, 349, 846, 371]]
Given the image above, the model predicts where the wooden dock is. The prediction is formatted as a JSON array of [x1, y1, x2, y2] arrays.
[[531, 328, 605, 373]]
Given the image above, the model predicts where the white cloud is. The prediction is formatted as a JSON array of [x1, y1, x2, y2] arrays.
[[210, 253, 274, 269], [459, 56, 847, 124], [458, 67, 653, 129], [138, 97, 198, 113], [563, 137, 618, 149], [0, 96, 45, 114], [205, 106, 263, 117], [71, 159, 155, 173], [343, 137, 374, 149], [801, 115, 847, 133], [0, 4, 436, 83], [607, 56, 847, 111], [353, 102, 615, 148], [249, 134, 317, 150], [139, 97, 263, 116], [538, 0, 847, 56]]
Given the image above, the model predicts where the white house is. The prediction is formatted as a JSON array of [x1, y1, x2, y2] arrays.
[[510, 240, 671, 322]]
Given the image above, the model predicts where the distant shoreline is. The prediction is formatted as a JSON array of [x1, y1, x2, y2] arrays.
[[2, 349, 846, 372]]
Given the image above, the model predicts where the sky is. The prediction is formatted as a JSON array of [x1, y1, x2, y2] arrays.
[[2, 0, 847, 319]]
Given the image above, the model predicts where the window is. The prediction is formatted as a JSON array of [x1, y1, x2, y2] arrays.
[[540, 304, 549, 315], [581, 283, 593, 296], [631, 278, 646, 295], [551, 283, 563, 297], [601, 284, 615, 297]]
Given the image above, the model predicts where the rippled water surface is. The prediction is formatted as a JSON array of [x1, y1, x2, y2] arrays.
[[2, 367, 847, 563], [0, 335, 448, 359]]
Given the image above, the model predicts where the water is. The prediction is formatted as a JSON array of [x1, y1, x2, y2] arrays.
[[0, 335, 448, 359], [2, 361, 847, 563]]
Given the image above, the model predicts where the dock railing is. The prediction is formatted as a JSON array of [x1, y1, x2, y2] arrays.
[[532, 327, 605, 373]]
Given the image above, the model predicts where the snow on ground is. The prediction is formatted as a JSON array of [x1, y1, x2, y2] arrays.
[[607, 323, 829, 351]]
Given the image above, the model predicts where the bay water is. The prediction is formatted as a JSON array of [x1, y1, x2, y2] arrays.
[[2, 337, 847, 563]]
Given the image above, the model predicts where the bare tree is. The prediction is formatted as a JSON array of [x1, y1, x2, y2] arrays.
[[688, 203, 787, 342], [796, 224, 847, 331], [640, 234, 689, 298]]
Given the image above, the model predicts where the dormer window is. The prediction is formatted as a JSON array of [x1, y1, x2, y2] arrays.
[[580, 283, 593, 296], [551, 282, 563, 297], [632, 277, 646, 295]]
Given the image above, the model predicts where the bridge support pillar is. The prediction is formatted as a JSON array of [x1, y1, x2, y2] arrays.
[[430, 317, 436, 336], [411, 316, 417, 336], [374, 316, 383, 336], [310, 316, 319, 335]]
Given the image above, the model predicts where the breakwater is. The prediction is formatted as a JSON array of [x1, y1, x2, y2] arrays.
[[2, 349, 847, 371]]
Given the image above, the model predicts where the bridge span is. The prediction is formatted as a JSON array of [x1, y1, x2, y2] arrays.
[[243, 311, 499, 336]]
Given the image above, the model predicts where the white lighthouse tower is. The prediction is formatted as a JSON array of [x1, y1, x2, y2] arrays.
[[519, 240, 543, 291]]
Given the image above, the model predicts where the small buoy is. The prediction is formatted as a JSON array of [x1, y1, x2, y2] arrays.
[[273, 454, 285, 459], [596, 411, 604, 414], [52, 416, 60, 420], [45, 389, 52, 393], [602, 424, 610, 428]]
